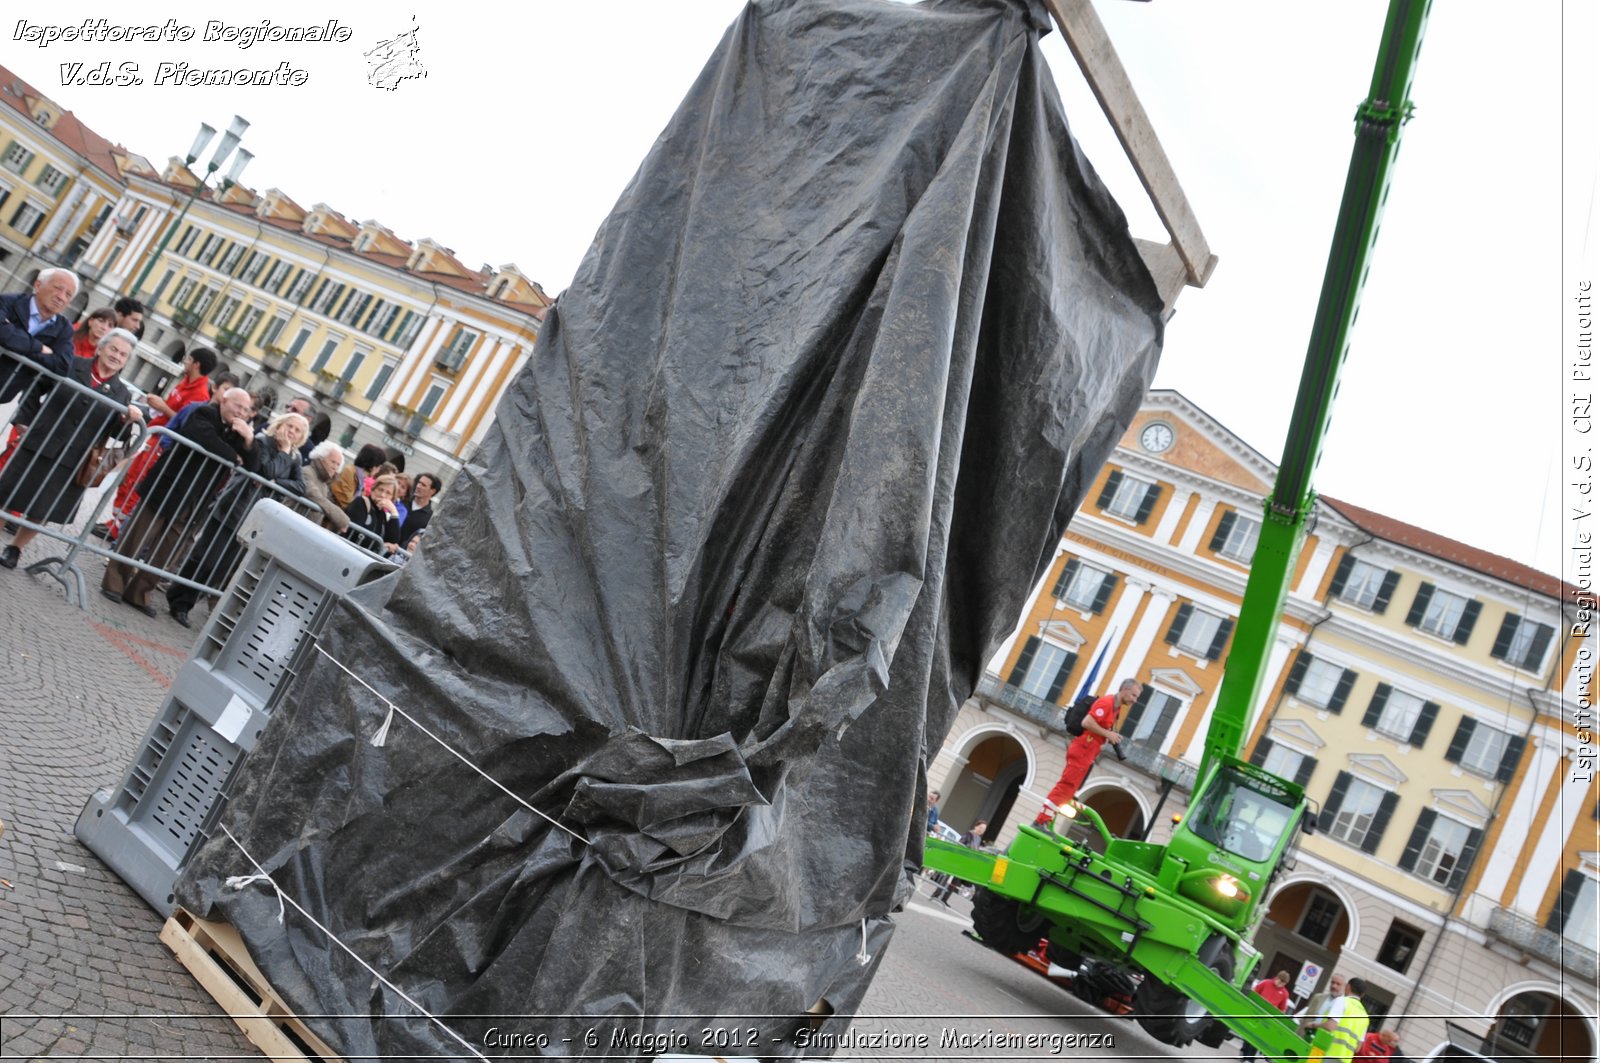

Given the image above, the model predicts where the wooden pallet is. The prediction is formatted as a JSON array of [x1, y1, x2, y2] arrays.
[[161, 908, 344, 1063]]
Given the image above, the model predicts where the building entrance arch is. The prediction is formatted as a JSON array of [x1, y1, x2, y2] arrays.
[[1471, 987, 1596, 1063], [1251, 879, 1354, 1012], [939, 727, 1031, 841]]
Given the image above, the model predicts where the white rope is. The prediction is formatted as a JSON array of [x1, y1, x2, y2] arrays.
[[223, 873, 283, 924], [219, 825, 491, 1062], [314, 643, 589, 846], [855, 919, 872, 965]]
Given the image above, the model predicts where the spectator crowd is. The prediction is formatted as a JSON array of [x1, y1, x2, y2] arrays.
[[0, 268, 440, 627]]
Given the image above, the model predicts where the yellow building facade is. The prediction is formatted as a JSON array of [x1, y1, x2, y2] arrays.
[[0, 66, 148, 310], [0, 62, 550, 481], [936, 390, 1594, 1062]]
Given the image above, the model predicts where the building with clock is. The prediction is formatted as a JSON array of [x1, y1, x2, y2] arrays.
[[933, 390, 1594, 1063]]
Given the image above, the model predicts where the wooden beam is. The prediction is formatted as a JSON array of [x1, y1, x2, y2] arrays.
[[1045, 0, 1216, 292]]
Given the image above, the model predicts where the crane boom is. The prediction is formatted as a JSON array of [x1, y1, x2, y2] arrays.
[[1199, 0, 1432, 786]]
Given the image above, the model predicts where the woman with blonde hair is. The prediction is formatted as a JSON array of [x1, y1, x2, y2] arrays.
[[345, 471, 401, 553]]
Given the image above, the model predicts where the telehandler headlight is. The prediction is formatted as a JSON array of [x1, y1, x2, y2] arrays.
[[1215, 874, 1240, 899]]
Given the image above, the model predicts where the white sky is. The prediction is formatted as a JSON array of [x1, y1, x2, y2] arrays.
[[3, 1, 1584, 579]]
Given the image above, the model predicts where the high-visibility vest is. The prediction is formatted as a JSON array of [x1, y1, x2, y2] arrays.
[[1316, 997, 1370, 1063]]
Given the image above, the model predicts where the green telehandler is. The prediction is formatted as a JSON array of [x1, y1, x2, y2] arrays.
[[923, 1, 1432, 1057]]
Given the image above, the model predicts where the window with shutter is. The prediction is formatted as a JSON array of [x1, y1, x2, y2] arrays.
[[1260, 741, 1310, 787], [1326, 775, 1386, 848], [1333, 557, 1396, 611], [1060, 563, 1114, 613], [1549, 870, 1598, 943], [1214, 512, 1260, 563], [1493, 615, 1555, 672], [1295, 658, 1348, 709], [1128, 690, 1181, 744], [1018, 641, 1073, 701], [1411, 813, 1472, 886], [1369, 686, 1427, 742], [1172, 606, 1226, 658], [1454, 721, 1512, 777], [1410, 584, 1479, 642], [1103, 473, 1155, 521]]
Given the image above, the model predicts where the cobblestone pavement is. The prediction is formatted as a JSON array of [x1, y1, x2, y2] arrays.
[[0, 532, 1226, 1062], [0, 538, 258, 1061]]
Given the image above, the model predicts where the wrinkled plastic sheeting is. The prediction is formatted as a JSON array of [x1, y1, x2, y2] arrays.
[[180, 0, 1164, 1054]]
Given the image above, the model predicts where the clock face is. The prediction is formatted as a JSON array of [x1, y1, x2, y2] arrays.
[[1140, 422, 1174, 453]]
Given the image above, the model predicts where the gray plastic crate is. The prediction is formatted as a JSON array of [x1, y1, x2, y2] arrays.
[[75, 500, 393, 913]]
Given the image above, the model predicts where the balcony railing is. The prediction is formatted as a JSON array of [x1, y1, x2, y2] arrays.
[[384, 406, 426, 439], [215, 327, 251, 353], [1486, 905, 1599, 982], [170, 307, 203, 331], [972, 674, 1198, 792], [312, 372, 349, 403], [974, 674, 1068, 732], [261, 348, 297, 375]]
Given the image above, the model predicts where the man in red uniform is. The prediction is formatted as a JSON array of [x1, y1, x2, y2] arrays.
[[1034, 677, 1141, 825], [1241, 970, 1292, 1060]]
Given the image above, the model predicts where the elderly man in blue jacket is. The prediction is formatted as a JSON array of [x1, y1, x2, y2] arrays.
[[0, 269, 79, 402]]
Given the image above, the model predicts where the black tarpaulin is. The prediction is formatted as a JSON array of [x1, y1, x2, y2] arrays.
[[180, 0, 1164, 1055]]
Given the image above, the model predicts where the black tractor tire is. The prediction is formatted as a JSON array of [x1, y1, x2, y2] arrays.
[[970, 889, 1049, 956], [1133, 934, 1235, 1047], [1197, 1018, 1231, 1048]]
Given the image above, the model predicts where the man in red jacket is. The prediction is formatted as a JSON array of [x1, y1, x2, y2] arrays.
[[1034, 678, 1140, 825], [1241, 970, 1292, 1060]]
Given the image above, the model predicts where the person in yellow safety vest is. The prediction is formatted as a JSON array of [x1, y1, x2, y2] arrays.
[[1308, 975, 1371, 1063]]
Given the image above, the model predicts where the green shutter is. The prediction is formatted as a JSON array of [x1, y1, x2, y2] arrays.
[[1398, 809, 1434, 873], [1327, 552, 1356, 599], [1320, 771, 1351, 832], [1523, 624, 1554, 670], [1489, 615, 1518, 660], [1250, 737, 1274, 766], [1091, 573, 1117, 614], [1363, 792, 1399, 854], [1052, 559, 1079, 600], [1546, 869, 1587, 932], [1447, 827, 1483, 890], [1362, 684, 1391, 729], [1328, 669, 1357, 714], [1165, 603, 1193, 645], [1009, 637, 1040, 686], [1285, 650, 1311, 694], [1293, 755, 1317, 789], [1409, 701, 1440, 747], [1096, 471, 1122, 511], [1453, 600, 1481, 645], [1405, 583, 1434, 627], [1443, 718, 1475, 764], [1372, 571, 1400, 613], [1206, 618, 1235, 661], [1133, 483, 1162, 524], [1209, 511, 1237, 553], [1496, 736, 1526, 783], [1044, 653, 1078, 703]]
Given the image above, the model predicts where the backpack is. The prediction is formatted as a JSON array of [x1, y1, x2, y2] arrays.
[[1062, 693, 1097, 736]]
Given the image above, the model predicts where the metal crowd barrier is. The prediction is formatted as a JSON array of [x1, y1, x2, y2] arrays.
[[0, 347, 390, 610], [75, 499, 395, 913]]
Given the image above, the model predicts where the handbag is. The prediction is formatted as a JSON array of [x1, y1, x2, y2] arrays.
[[74, 441, 117, 489]]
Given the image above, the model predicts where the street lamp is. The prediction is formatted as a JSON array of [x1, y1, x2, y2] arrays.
[[126, 115, 253, 300]]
